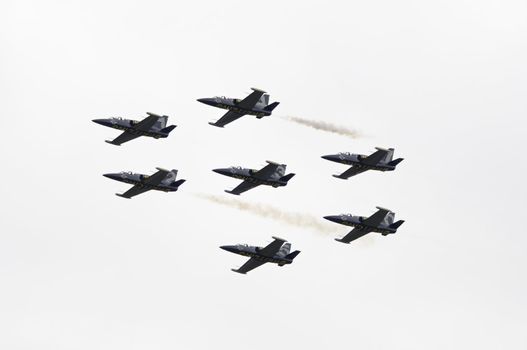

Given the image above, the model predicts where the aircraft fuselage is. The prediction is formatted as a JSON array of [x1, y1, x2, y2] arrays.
[[213, 167, 288, 187], [197, 97, 271, 118], [103, 172, 179, 192], [93, 118, 170, 139], [220, 245, 294, 266], [323, 214, 397, 235], [321, 153, 395, 172]]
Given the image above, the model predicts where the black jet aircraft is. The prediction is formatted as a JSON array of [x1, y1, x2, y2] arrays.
[[197, 88, 280, 127], [92, 112, 177, 145], [103, 167, 186, 198], [220, 236, 300, 274], [322, 147, 403, 179], [324, 206, 405, 243], [213, 160, 295, 195]]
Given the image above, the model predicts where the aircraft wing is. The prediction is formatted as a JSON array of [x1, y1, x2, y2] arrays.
[[116, 184, 150, 199], [225, 180, 260, 195], [333, 165, 368, 179], [258, 236, 287, 257], [133, 113, 160, 132], [106, 131, 141, 146], [232, 258, 266, 274], [363, 207, 391, 227], [142, 168, 170, 186], [253, 161, 283, 179], [362, 149, 389, 166], [209, 110, 246, 128], [336, 227, 372, 243], [236, 88, 266, 110]]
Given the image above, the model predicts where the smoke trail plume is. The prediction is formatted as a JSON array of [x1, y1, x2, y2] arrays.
[[280, 116, 361, 138], [194, 193, 334, 234]]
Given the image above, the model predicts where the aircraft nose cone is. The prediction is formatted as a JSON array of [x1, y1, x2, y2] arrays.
[[220, 245, 237, 253], [213, 168, 230, 176], [321, 154, 337, 161], [92, 118, 111, 127], [103, 173, 120, 181], [323, 215, 340, 223], [197, 98, 215, 106]]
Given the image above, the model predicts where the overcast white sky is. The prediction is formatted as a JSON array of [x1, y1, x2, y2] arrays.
[[1, 0, 526, 349]]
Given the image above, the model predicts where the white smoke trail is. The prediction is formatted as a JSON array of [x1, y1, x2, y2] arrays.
[[280, 116, 361, 138], [194, 193, 335, 234]]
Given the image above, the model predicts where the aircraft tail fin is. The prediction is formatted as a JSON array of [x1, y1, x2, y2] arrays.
[[263, 101, 280, 112], [279, 173, 295, 183], [160, 125, 177, 134], [151, 114, 168, 130], [382, 148, 395, 163], [388, 158, 404, 167], [382, 211, 396, 226], [259, 94, 270, 106], [161, 169, 178, 185], [277, 243, 291, 257], [285, 250, 301, 260], [390, 220, 405, 230]]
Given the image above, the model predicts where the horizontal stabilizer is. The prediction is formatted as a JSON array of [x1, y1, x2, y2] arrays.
[[264, 101, 280, 112], [208, 122, 224, 128], [160, 125, 177, 134], [285, 250, 301, 260], [279, 173, 295, 182], [390, 220, 405, 229], [389, 158, 404, 166], [173, 179, 186, 188]]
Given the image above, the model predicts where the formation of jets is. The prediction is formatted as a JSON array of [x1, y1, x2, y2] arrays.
[[93, 88, 405, 274]]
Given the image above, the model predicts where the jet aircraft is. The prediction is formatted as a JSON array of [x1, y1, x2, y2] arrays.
[[324, 207, 405, 243], [321, 147, 403, 179], [213, 161, 295, 195], [92, 112, 177, 145], [220, 236, 300, 274], [197, 88, 280, 127], [103, 167, 186, 198]]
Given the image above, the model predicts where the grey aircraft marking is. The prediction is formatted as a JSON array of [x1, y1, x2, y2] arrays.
[[220, 236, 301, 274], [197, 88, 280, 127], [92, 112, 177, 145], [321, 147, 404, 179], [324, 207, 405, 243], [103, 167, 186, 198], [213, 160, 295, 195]]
